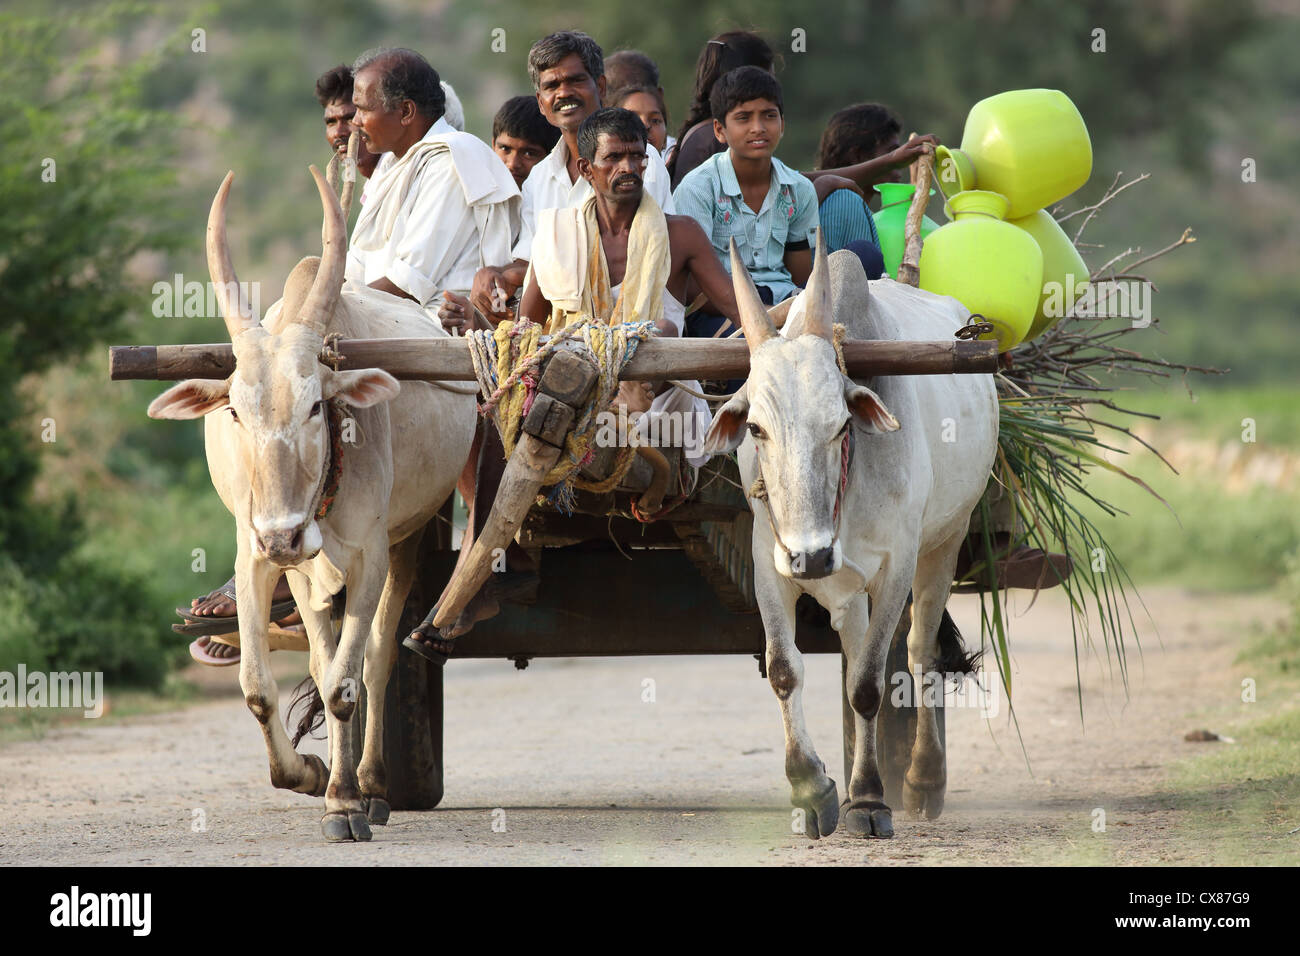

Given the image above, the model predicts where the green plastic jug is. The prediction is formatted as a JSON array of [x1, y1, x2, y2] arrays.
[[872, 182, 940, 279], [919, 190, 1042, 351], [1010, 209, 1090, 340], [960, 89, 1092, 220]]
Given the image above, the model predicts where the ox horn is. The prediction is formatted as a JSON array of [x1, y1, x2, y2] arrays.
[[339, 130, 360, 222], [728, 238, 776, 352], [798, 227, 835, 342], [322, 130, 360, 228], [299, 164, 348, 337], [207, 172, 260, 339]]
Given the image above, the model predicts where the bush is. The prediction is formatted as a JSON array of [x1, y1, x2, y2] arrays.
[[0, 553, 183, 689]]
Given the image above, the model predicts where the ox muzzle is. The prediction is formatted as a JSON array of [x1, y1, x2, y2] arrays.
[[251, 516, 323, 566], [788, 545, 838, 580]]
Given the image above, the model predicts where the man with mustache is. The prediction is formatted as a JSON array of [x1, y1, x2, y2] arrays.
[[466, 31, 676, 326], [316, 64, 380, 180], [519, 107, 737, 381]]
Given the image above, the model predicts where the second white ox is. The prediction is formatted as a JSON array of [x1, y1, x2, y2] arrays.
[[148, 168, 475, 842], [703, 235, 998, 839]]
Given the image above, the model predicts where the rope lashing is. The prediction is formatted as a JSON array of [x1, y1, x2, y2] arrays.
[[465, 317, 659, 511], [748, 427, 854, 563]]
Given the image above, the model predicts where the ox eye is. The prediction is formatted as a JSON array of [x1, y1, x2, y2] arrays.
[[309, 401, 323, 418], [228, 407, 240, 423], [747, 423, 765, 439]]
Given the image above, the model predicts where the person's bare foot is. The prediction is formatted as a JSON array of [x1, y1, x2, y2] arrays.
[[447, 589, 502, 638], [194, 636, 240, 661]]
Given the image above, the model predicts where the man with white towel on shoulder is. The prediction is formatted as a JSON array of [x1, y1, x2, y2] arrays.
[[347, 47, 519, 330]]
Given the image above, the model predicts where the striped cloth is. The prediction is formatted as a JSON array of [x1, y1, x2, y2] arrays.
[[817, 188, 880, 253]]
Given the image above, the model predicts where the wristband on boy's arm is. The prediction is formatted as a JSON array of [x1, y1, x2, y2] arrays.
[[784, 238, 810, 252]]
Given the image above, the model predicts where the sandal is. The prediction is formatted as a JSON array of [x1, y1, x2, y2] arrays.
[[188, 636, 241, 667], [176, 577, 296, 624], [403, 619, 456, 666], [185, 625, 311, 667], [172, 607, 299, 637], [402, 569, 539, 665]]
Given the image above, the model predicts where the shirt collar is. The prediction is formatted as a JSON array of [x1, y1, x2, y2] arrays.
[[542, 135, 573, 184], [717, 154, 796, 209]]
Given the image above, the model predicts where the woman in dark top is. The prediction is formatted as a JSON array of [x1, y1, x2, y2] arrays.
[[667, 30, 775, 188]]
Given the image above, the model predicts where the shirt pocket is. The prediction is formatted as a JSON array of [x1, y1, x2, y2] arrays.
[[767, 203, 792, 261], [712, 196, 737, 233]]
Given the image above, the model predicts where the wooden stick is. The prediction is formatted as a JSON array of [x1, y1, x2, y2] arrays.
[[896, 147, 934, 288], [109, 337, 999, 382], [431, 431, 561, 631]]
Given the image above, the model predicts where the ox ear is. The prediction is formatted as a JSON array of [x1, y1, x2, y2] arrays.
[[323, 368, 401, 407], [147, 379, 231, 420], [844, 381, 899, 434], [701, 388, 751, 456]]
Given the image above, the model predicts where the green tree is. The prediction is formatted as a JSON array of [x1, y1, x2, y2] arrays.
[[0, 8, 189, 684]]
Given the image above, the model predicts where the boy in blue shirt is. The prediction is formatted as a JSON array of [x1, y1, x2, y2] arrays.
[[673, 66, 819, 338]]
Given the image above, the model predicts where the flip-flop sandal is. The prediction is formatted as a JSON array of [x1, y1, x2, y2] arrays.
[[189, 636, 240, 667], [176, 579, 296, 623], [403, 620, 455, 666], [401, 570, 540, 665], [172, 611, 297, 637]]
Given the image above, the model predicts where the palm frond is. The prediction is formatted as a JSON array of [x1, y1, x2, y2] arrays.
[[969, 174, 1222, 732]]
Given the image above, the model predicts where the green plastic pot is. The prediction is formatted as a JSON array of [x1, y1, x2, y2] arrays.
[[1010, 208, 1090, 340], [919, 190, 1043, 351], [872, 182, 940, 279]]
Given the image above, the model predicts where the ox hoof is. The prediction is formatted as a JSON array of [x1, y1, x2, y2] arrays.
[[321, 811, 372, 842], [304, 754, 329, 798], [902, 777, 946, 820], [364, 797, 391, 826], [794, 779, 840, 840], [844, 802, 894, 839]]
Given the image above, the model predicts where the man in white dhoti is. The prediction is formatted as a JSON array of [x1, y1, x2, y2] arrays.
[[347, 47, 519, 325]]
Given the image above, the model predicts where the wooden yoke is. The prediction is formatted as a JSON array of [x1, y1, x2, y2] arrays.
[[430, 350, 599, 634]]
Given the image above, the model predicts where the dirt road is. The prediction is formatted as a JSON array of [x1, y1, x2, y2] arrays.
[[1, 587, 1289, 865]]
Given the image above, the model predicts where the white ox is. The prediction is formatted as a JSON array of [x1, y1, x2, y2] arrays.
[[703, 236, 998, 839], [148, 169, 475, 841]]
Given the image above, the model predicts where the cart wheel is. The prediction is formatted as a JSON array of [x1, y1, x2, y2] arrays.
[[377, 511, 453, 811], [841, 598, 945, 808], [380, 649, 444, 810]]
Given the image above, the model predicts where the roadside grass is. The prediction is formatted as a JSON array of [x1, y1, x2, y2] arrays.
[[1157, 559, 1300, 865], [1071, 384, 1300, 592], [1106, 383, 1300, 443]]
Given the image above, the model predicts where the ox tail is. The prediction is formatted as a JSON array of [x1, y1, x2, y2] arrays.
[[286, 676, 326, 747], [935, 608, 981, 676]]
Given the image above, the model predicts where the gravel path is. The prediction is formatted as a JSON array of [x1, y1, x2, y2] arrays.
[[1, 587, 1285, 865]]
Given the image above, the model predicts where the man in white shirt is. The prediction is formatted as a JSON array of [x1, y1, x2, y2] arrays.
[[467, 31, 675, 324], [347, 47, 519, 325]]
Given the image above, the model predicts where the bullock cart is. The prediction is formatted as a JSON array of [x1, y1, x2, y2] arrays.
[[111, 332, 998, 811]]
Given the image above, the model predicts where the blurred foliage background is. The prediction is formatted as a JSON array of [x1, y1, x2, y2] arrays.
[[1, 0, 1296, 689]]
